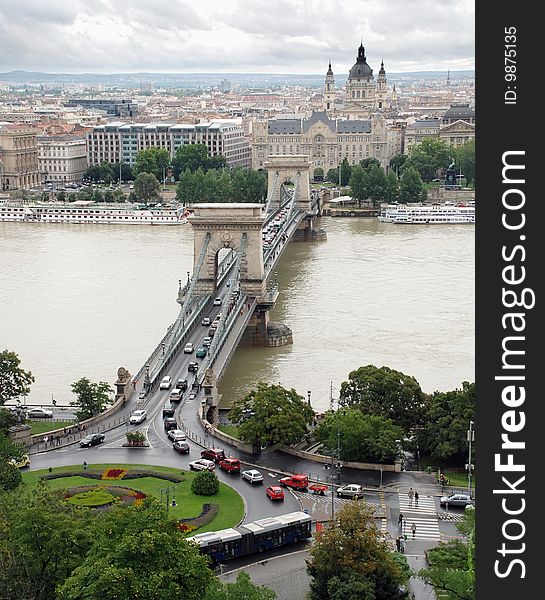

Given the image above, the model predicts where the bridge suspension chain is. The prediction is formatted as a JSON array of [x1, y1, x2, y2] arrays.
[[263, 172, 279, 217]]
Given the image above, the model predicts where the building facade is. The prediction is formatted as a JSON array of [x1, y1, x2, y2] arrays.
[[37, 135, 88, 183], [0, 124, 40, 190], [65, 98, 139, 118], [87, 121, 250, 168]]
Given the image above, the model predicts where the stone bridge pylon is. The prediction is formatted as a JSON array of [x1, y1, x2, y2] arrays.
[[263, 155, 312, 211]]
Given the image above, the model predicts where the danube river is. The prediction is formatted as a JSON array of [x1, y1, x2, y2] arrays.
[[0, 218, 474, 411]]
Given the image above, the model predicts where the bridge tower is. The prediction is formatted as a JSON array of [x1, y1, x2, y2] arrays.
[[189, 203, 267, 298], [264, 155, 312, 212]]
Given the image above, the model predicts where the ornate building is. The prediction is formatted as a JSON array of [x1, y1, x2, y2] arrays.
[[0, 124, 40, 191]]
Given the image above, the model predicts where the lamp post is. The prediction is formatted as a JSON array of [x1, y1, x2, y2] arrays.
[[160, 485, 177, 513], [466, 420, 475, 495], [144, 364, 150, 391], [187, 271, 190, 284], [307, 390, 311, 406]]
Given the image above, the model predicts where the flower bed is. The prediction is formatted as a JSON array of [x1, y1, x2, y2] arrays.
[[178, 503, 219, 533], [40, 469, 184, 484], [63, 485, 147, 509], [102, 468, 128, 480]]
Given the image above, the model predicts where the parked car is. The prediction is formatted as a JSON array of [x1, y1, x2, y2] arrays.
[[201, 317, 211, 326], [440, 493, 474, 508], [79, 433, 105, 448], [9, 454, 31, 468], [164, 417, 178, 431], [266, 485, 284, 501], [189, 458, 215, 471], [241, 469, 263, 484], [201, 448, 226, 463], [160, 376, 172, 390], [213, 297, 223, 305], [278, 474, 309, 491], [176, 379, 188, 391], [188, 362, 199, 372], [336, 484, 363, 499], [27, 407, 53, 418], [169, 388, 183, 402], [167, 429, 187, 442], [184, 342, 195, 354], [219, 458, 241, 474], [172, 440, 190, 454], [129, 409, 147, 424], [162, 404, 175, 418], [195, 347, 207, 358]]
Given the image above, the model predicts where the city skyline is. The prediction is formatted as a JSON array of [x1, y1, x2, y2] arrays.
[[0, 0, 475, 74]]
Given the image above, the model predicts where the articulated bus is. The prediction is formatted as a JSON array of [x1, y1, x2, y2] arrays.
[[186, 511, 312, 563]]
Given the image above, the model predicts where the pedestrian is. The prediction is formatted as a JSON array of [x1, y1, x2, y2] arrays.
[[83, 461, 88, 470], [414, 490, 419, 506], [82, 424, 85, 432], [63, 427, 67, 435], [408, 487, 414, 506], [411, 522, 416, 538], [43, 435, 49, 448], [56, 435, 61, 446], [400, 536, 405, 553], [395, 537, 401, 552], [398, 513, 404, 529]]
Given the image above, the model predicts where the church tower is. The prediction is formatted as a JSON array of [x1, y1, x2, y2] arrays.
[[324, 61, 335, 113], [376, 59, 387, 109], [345, 41, 376, 117]]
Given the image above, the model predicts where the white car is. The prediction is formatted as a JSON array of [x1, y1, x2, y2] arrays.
[[189, 458, 215, 471], [167, 429, 187, 442], [183, 342, 194, 354], [27, 407, 53, 418], [336, 484, 363, 499], [160, 376, 172, 389], [241, 469, 263, 484], [213, 297, 222, 305], [129, 409, 147, 424]]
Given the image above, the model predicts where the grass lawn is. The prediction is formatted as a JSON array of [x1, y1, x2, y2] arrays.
[[217, 424, 240, 439], [22, 463, 244, 533], [29, 421, 74, 435], [443, 470, 476, 490]]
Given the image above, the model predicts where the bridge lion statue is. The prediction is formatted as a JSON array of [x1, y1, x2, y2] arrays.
[[116, 367, 131, 384]]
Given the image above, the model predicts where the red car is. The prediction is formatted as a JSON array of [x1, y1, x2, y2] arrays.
[[219, 458, 241, 474], [201, 448, 226, 463], [278, 474, 309, 491], [266, 485, 284, 501]]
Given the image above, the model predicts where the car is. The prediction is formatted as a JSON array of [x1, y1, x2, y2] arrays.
[[188, 392, 197, 402], [164, 417, 178, 431], [202, 336, 212, 348], [195, 347, 207, 358], [213, 297, 223, 305], [201, 448, 226, 463], [176, 379, 188, 391], [169, 388, 183, 402], [208, 327, 216, 337], [184, 342, 195, 354], [27, 407, 53, 418], [167, 429, 187, 442], [266, 485, 284, 501], [189, 458, 215, 471], [138, 390, 147, 400], [440, 493, 474, 508], [188, 362, 199, 372], [201, 317, 211, 326], [9, 454, 31, 468], [226, 278, 231, 287], [241, 469, 264, 484], [336, 484, 363, 499], [219, 458, 241, 474], [212, 318, 220, 328], [162, 403, 175, 417], [79, 433, 105, 448], [279, 474, 309, 491], [129, 409, 147, 424], [160, 376, 172, 390], [172, 440, 190, 454]]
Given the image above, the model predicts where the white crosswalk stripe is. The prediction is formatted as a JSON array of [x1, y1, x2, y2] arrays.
[[398, 494, 440, 540], [398, 494, 436, 514], [399, 516, 440, 540]]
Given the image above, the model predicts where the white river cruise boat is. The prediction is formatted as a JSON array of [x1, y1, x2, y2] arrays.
[[0, 201, 190, 225], [378, 203, 475, 224]]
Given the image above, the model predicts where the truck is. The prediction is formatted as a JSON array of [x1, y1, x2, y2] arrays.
[[278, 474, 309, 491]]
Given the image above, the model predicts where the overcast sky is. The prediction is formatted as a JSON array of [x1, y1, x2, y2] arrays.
[[0, 0, 474, 74]]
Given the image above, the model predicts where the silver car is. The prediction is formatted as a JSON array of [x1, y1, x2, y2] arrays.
[[440, 493, 474, 508], [241, 469, 263, 484], [336, 484, 363, 499]]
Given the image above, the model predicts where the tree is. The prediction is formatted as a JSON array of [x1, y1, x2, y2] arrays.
[[70, 377, 113, 420], [340, 365, 427, 433], [406, 138, 450, 182], [339, 158, 352, 186], [399, 167, 426, 203], [384, 170, 400, 202], [0, 350, 34, 406], [57, 500, 212, 600], [360, 157, 381, 170], [415, 381, 475, 462], [230, 168, 267, 203], [112, 162, 134, 183], [364, 165, 388, 206], [348, 164, 367, 207], [455, 140, 475, 186], [326, 168, 339, 184], [0, 428, 24, 490], [229, 383, 315, 448], [134, 148, 170, 181], [307, 501, 409, 600], [313, 167, 324, 181], [316, 409, 404, 463], [203, 571, 277, 600], [133, 172, 160, 203], [389, 154, 408, 178], [172, 144, 209, 178]]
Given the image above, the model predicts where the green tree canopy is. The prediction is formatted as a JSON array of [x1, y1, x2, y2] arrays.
[[307, 501, 408, 600], [339, 158, 352, 186], [384, 170, 400, 202], [326, 168, 339, 184], [134, 147, 171, 181], [133, 172, 161, 203], [454, 139, 475, 186], [360, 157, 381, 170], [229, 383, 314, 448], [348, 164, 367, 206], [70, 377, 113, 420], [172, 144, 209, 178], [0, 349, 34, 406], [313, 167, 324, 179], [389, 154, 408, 177], [406, 138, 450, 182], [84, 162, 116, 183], [365, 164, 388, 206], [415, 381, 475, 462], [340, 365, 427, 433], [316, 409, 404, 463], [203, 571, 276, 600], [399, 167, 426, 203]]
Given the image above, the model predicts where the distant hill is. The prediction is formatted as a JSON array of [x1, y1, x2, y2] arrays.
[[0, 69, 474, 89]]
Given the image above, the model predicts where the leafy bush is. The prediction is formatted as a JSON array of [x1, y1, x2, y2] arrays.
[[125, 431, 147, 446], [67, 489, 115, 507], [191, 470, 219, 496], [40, 468, 184, 483]]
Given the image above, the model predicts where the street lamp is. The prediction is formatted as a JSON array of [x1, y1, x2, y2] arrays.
[[187, 271, 190, 284], [466, 420, 475, 495], [161, 343, 165, 356], [307, 390, 311, 406]]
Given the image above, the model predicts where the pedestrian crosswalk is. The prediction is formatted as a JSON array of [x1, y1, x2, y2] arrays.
[[398, 493, 440, 541]]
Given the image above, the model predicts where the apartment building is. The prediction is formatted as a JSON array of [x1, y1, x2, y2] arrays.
[[37, 134, 88, 183]]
